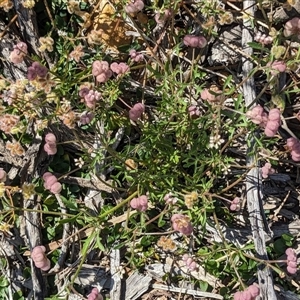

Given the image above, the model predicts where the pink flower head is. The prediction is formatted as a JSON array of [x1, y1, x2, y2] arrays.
[[246, 105, 268, 126], [182, 254, 198, 271], [268, 60, 287, 75], [233, 284, 260, 300], [110, 62, 129, 75], [254, 32, 273, 45], [129, 103, 145, 121], [9, 42, 28, 64], [286, 246, 298, 274], [154, 9, 171, 25], [92, 60, 112, 83], [164, 192, 178, 205], [230, 197, 240, 211], [200, 87, 222, 102], [183, 35, 207, 48], [171, 214, 193, 235], [27, 62, 48, 80], [130, 195, 148, 211], [80, 111, 94, 125], [31, 246, 51, 271], [129, 49, 144, 62], [264, 108, 281, 137], [261, 162, 275, 178], [43, 172, 62, 194], [44, 133, 57, 155], [125, 0, 144, 14], [284, 17, 300, 39], [88, 288, 103, 300], [0, 168, 7, 183], [286, 137, 300, 161], [84, 90, 101, 108], [188, 105, 200, 119]]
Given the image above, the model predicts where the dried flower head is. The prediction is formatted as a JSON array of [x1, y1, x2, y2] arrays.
[[157, 236, 177, 251], [22, 0, 35, 8], [218, 11, 234, 25], [0, 0, 13, 11], [0, 114, 20, 134], [184, 191, 198, 208], [125, 158, 137, 170], [38, 36, 54, 52], [22, 183, 35, 200], [183, 35, 207, 48], [69, 44, 84, 62], [171, 214, 193, 235], [6, 141, 24, 156]]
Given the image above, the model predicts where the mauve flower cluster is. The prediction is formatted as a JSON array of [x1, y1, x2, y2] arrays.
[[88, 288, 103, 300], [31, 246, 51, 271], [164, 192, 178, 205], [254, 32, 273, 45], [92, 61, 113, 83], [286, 137, 300, 161], [10, 42, 28, 64], [246, 105, 281, 137], [201, 86, 222, 102], [130, 195, 148, 211], [43, 172, 62, 194], [0, 168, 7, 182], [129, 49, 144, 62], [80, 111, 94, 125], [183, 35, 207, 48], [84, 90, 101, 108], [286, 248, 298, 274], [234, 284, 260, 300], [129, 103, 145, 121], [230, 197, 240, 211], [27, 62, 48, 80], [110, 62, 129, 75], [44, 133, 57, 155], [171, 214, 193, 235], [268, 60, 287, 75], [154, 9, 171, 25], [125, 0, 144, 14], [188, 105, 200, 119], [261, 162, 275, 178], [284, 17, 300, 39], [182, 254, 198, 271]]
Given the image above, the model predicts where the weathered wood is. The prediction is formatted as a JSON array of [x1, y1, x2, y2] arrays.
[[243, 1, 277, 299]]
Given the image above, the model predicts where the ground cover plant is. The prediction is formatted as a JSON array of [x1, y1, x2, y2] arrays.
[[0, 0, 300, 299]]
